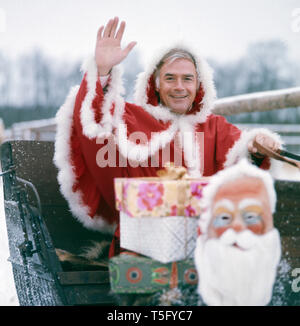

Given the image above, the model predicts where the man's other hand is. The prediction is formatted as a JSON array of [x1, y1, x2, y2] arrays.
[[248, 133, 281, 157]]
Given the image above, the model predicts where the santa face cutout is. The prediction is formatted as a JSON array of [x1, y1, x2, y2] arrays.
[[194, 174, 281, 306], [207, 177, 274, 240]]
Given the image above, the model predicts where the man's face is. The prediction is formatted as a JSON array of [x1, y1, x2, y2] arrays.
[[207, 176, 274, 240], [157, 58, 198, 114]]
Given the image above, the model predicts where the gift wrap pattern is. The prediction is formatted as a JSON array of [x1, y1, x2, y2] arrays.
[[114, 177, 209, 263], [109, 252, 198, 294], [120, 212, 198, 263], [114, 178, 209, 217]]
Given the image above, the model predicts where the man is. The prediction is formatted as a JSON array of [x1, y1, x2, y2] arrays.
[[54, 17, 282, 257], [194, 159, 281, 305]]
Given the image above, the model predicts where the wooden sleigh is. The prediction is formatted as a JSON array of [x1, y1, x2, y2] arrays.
[[0, 140, 300, 306], [0, 140, 115, 305]]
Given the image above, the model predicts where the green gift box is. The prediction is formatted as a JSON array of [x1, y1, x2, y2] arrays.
[[109, 252, 198, 294]]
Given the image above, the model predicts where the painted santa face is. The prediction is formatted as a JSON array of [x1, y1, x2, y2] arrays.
[[207, 176, 274, 240], [194, 175, 281, 306], [157, 58, 198, 114], [194, 227, 281, 305]]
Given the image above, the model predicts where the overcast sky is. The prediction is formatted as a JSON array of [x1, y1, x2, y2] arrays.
[[0, 0, 300, 65]]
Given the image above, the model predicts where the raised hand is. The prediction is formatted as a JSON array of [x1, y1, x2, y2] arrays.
[[95, 17, 137, 76]]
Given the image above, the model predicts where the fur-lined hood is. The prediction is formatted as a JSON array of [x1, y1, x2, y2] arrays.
[[133, 43, 217, 125]]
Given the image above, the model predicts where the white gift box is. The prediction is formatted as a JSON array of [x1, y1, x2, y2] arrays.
[[120, 211, 198, 263]]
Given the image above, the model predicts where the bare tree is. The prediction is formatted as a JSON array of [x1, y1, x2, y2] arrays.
[[0, 54, 11, 106], [211, 39, 300, 123], [122, 49, 143, 101]]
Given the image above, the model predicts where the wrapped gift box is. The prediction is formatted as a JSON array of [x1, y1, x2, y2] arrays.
[[109, 252, 198, 294], [114, 177, 209, 218], [114, 170, 209, 263], [120, 212, 198, 263]]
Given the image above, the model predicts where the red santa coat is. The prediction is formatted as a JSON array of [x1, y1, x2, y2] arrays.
[[54, 44, 282, 257]]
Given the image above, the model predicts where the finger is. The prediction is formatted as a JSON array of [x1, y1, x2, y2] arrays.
[[262, 138, 271, 149], [124, 41, 137, 55], [268, 139, 280, 151], [248, 145, 253, 153], [274, 142, 281, 151], [103, 18, 113, 37], [97, 26, 104, 39], [110, 17, 119, 38], [116, 21, 126, 41], [247, 141, 256, 153], [271, 142, 280, 152], [247, 139, 252, 149], [255, 134, 264, 144], [261, 136, 276, 151]]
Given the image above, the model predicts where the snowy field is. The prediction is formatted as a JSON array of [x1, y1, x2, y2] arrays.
[[0, 174, 19, 306]]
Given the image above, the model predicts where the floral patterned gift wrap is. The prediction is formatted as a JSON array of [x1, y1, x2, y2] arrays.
[[114, 166, 209, 263], [114, 177, 209, 218]]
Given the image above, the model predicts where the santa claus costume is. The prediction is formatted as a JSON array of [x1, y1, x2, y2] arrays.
[[54, 44, 282, 257]]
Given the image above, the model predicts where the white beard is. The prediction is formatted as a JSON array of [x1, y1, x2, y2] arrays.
[[194, 228, 281, 306]]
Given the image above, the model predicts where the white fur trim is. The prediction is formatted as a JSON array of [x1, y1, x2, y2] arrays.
[[178, 119, 202, 177], [224, 127, 284, 178], [114, 117, 204, 174], [115, 120, 179, 163], [198, 159, 277, 235], [80, 56, 125, 139], [53, 85, 116, 234]]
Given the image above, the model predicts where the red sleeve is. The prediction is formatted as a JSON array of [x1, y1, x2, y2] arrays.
[[54, 68, 125, 233], [215, 115, 241, 171], [71, 74, 121, 226]]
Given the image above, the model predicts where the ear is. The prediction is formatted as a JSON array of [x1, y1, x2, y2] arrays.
[[154, 75, 160, 92]]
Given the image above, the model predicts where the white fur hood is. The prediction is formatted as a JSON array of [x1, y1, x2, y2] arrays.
[[133, 43, 217, 125]]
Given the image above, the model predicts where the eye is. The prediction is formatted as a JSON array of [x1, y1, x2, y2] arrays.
[[213, 213, 232, 228], [243, 211, 262, 225], [165, 76, 174, 81]]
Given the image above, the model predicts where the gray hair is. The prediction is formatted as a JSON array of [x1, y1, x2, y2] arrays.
[[154, 48, 198, 89]]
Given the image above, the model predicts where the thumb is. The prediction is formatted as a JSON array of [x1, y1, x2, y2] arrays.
[[248, 139, 257, 153], [123, 41, 137, 57]]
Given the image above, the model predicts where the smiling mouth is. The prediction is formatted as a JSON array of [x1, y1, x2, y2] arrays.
[[170, 95, 188, 99]]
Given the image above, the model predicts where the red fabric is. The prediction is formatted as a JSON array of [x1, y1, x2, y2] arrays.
[[187, 83, 205, 115], [259, 156, 271, 170], [68, 70, 246, 258]]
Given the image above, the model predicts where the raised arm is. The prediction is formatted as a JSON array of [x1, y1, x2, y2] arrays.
[[95, 17, 137, 76], [54, 18, 137, 235]]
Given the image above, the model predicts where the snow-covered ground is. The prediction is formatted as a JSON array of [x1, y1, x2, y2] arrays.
[[0, 174, 19, 306]]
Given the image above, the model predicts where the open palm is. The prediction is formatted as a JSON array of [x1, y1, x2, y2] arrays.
[[95, 17, 137, 76]]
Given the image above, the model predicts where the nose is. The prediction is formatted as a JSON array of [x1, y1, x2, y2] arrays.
[[231, 215, 246, 233], [174, 79, 184, 91]]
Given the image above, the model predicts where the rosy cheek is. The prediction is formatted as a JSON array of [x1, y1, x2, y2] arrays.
[[247, 223, 264, 235], [212, 223, 264, 237], [213, 226, 230, 238]]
